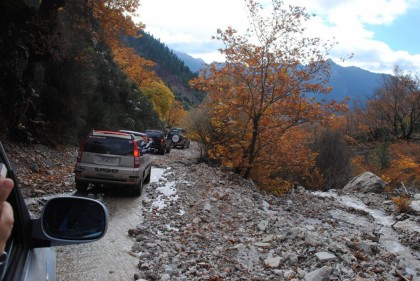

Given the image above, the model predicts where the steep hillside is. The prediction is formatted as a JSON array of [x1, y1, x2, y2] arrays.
[[0, 0, 161, 144], [125, 32, 205, 109]]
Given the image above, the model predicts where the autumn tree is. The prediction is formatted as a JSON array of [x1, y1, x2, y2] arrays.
[[140, 81, 175, 119], [183, 99, 215, 160], [165, 100, 187, 128], [364, 66, 420, 140], [113, 47, 159, 86], [190, 0, 345, 188], [90, 0, 143, 50]]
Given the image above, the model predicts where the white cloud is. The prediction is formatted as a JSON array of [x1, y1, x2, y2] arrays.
[[137, 0, 249, 43], [136, 0, 420, 74], [297, 0, 420, 73]]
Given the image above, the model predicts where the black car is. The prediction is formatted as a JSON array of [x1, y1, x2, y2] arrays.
[[144, 130, 171, 155], [168, 128, 190, 149], [0, 141, 108, 280]]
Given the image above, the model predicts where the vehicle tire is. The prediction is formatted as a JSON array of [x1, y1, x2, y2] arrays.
[[160, 148, 165, 155], [144, 169, 151, 184], [75, 180, 89, 192], [186, 141, 190, 149], [166, 145, 171, 153], [132, 179, 143, 196]]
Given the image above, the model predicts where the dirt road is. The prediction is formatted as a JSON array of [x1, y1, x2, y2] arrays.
[[56, 144, 199, 280]]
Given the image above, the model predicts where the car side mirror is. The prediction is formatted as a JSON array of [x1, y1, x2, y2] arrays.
[[42, 197, 107, 240], [31, 196, 108, 247]]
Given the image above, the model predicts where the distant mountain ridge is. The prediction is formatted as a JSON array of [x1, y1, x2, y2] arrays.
[[173, 51, 206, 74], [174, 51, 389, 105], [126, 31, 388, 109], [327, 59, 389, 105]]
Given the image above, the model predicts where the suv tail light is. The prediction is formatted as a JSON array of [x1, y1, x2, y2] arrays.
[[76, 135, 89, 163], [133, 141, 140, 168], [160, 139, 164, 143]]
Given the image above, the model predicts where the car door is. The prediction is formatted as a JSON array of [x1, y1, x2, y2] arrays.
[[0, 143, 54, 281], [0, 141, 108, 281], [137, 140, 151, 177]]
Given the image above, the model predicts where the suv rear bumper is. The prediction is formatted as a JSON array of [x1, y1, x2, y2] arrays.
[[74, 164, 142, 186], [76, 174, 140, 185]]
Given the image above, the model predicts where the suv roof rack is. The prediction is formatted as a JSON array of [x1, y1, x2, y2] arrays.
[[91, 130, 133, 139]]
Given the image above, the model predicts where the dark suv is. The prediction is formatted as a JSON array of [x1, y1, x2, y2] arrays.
[[144, 129, 171, 155], [168, 128, 190, 149]]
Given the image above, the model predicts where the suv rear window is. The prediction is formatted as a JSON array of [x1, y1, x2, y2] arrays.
[[145, 131, 164, 138], [83, 136, 134, 156], [169, 128, 186, 135]]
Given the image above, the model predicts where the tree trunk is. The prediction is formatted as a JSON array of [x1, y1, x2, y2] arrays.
[[243, 117, 259, 179]]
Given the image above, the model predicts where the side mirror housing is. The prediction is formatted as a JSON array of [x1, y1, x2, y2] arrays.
[[31, 196, 108, 247]]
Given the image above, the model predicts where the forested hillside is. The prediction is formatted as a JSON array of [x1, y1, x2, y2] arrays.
[[125, 32, 205, 109], [0, 0, 163, 144]]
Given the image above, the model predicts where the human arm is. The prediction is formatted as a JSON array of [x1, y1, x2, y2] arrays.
[[0, 178, 14, 254]]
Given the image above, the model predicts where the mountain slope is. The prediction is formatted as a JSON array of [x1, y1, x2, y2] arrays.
[[124, 32, 205, 109], [173, 51, 206, 74], [327, 60, 389, 105]]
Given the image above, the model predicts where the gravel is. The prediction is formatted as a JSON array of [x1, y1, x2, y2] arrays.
[[132, 143, 420, 281], [2, 139, 419, 280]]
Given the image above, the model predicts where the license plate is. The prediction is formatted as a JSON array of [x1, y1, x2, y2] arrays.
[[98, 156, 118, 165]]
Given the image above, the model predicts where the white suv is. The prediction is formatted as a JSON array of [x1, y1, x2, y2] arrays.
[[74, 130, 152, 196]]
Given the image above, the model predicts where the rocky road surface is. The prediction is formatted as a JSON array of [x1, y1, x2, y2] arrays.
[[3, 140, 420, 280], [131, 143, 420, 281]]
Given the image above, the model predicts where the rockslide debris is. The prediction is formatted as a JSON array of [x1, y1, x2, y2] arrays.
[[130, 147, 420, 281]]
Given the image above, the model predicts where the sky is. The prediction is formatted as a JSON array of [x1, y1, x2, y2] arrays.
[[136, 0, 420, 74]]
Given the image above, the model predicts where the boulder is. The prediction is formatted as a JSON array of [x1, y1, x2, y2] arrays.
[[264, 255, 281, 268], [342, 172, 386, 193], [304, 266, 332, 281], [411, 194, 420, 212]]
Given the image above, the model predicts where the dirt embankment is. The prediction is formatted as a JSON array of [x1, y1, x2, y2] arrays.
[[3, 140, 78, 197]]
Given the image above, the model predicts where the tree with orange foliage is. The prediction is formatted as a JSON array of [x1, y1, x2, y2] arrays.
[[113, 47, 158, 86], [95, 2, 178, 124], [90, 0, 143, 50], [165, 100, 187, 128], [114, 47, 178, 121], [190, 0, 346, 186]]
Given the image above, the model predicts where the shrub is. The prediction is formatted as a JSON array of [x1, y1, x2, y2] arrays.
[[392, 193, 413, 214], [375, 141, 390, 170], [312, 128, 352, 190]]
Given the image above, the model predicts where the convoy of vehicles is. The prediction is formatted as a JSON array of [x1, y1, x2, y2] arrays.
[[74, 128, 189, 195], [74, 130, 152, 196]]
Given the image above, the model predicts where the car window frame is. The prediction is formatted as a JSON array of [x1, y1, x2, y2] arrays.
[[0, 142, 34, 281]]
